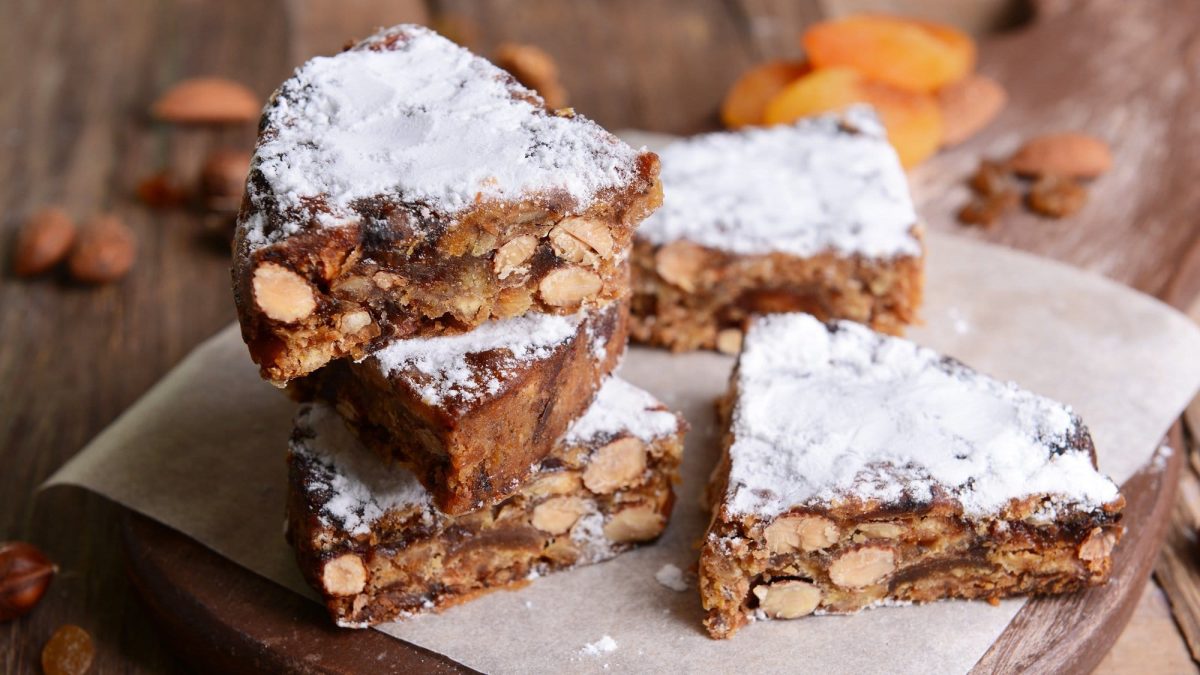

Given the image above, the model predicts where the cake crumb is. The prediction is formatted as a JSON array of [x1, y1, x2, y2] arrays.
[[655, 563, 688, 592], [580, 635, 618, 657]]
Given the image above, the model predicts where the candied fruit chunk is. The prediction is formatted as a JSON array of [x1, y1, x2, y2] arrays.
[[720, 60, 810, 129], [765, 69, 942, 168], [802, 14, 975, 93]]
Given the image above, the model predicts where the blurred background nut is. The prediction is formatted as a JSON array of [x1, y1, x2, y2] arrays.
[[199, 149, 252, 213], [150, 76, 261, 125], [12, 207, 76, 277], [0, 541, 57, 621], [494, 42, 568, 109], [67, 215, 137, 284]]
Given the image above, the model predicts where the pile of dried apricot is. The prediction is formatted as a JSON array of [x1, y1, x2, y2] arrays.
[[720, 14, 1005, 168]]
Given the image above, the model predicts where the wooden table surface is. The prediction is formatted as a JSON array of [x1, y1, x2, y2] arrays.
[[3, 0, 1199, 672]]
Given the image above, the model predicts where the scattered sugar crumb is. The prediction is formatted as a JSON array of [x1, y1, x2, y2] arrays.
[[524, 600, 534, 609], [580, 635, 618, 657], [947, 306, 972, 335], [655, 563, 688, 592], [1152, 444, 1173, 470]]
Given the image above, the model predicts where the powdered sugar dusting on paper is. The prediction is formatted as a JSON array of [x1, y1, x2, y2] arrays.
[[638, 107, 920, 258], [654, 563, 688, 592], [291, 403, 431, 535], [371, 311, 583, 406], [244, 24, 640, 248], [580, 635, 618, 656], [564, 377, 680, 444], [725, 314, 1120, 519]]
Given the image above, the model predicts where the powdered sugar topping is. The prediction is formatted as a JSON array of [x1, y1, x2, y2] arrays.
[[370, 311, 584, 406], [564, 377, 680, 444], [725, 314, 1120, 519], [638, 107, 920, 258], [291, 403, 431, 535], [244, 25, 641, 248]]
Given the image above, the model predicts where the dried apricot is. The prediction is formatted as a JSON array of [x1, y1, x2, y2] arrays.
[[42, 624, 94, 675], [802, 15, 975, 93], [764, 69, 942, 168], [720, 60, 810, 129], [762, 68, 863, 125]]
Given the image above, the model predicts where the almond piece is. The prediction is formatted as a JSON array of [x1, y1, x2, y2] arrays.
[[582, 437, 647, 494], [556, 218, 613, 258], [828, 545, 895, 588], [539, 267, 601, 307], [654, 240, 708, 292], [531, 496, 587, 535], [67, 215, 137, 284], [526, 471, 583, 498], [764, 515, 840, 554], [151, 77, 261, 124], [856, 522, 903, 539], [494, 235, 538, 279], [322, 553, 367, 596], [548, 226, 598, 267], [12, 207, 76, 277], [715, 328, 743, 355], [602, 506, 664, 543], [1078, 527, 1117, 562], [1009, 133, 1113, 178], [753, 580, 822, 619], [253, 263, 316, 322], [937, 74, 1007, 147], [199, 149, 252, 213]]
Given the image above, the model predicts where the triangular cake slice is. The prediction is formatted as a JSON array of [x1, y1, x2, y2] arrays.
[[294, 301, 627, 515], [287, 378, 687, 627], [233, 24, 661, 385], [699, 313, 1124, 639]]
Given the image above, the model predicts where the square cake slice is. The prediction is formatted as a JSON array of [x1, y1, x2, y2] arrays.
[[699, 313, 1124, 639], [293, 300, 628, 515], [233, 24, 661, 385], [630, 107, 923, 353], [287, 379, 687, 627]]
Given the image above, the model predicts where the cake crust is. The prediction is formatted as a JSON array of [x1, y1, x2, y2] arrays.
[[699, 314, 1124, 639], [233, 25, 661, 384]]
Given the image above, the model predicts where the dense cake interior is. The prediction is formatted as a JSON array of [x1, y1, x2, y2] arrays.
[[637, 108, 920, 259], [289, 380, 685, 627]]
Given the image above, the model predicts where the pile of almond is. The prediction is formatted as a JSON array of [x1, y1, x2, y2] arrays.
[[960, 132, 1112, 226], [13, 209, 136, 284]]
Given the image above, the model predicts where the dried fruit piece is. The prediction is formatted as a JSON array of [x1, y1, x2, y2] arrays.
[[494, 43, 568, 109], [199, 149, 252, 213], [67, 215, 137, 284], [1009, 133, 1113, 178], [12, 208, 76, 277], [41, 624, 94, 675], [937, 74, 1007, 146], [957, 192, 1018, 228], [150, 77, 261, 124], [753, 580, 821, 619], [0, 541, 57, 621], [764, 69, 943, 168], [802, 14, 975, 93], [720, 60, 810, 129], [969, 159, 1018, 197], [1028, 174, 1087, 218]]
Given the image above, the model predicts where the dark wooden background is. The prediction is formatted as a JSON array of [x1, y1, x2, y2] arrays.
[[3, 0, 1199, 672]]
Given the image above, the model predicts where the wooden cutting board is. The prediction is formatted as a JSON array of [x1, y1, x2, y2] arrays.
[[114, 0, 1200, 672]]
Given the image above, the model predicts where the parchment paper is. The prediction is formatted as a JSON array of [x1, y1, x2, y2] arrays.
[[44, 231, 1200, 674]]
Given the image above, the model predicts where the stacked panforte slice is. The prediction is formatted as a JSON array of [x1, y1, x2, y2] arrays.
[[232, 24, 685, 627], [700, 314, 1124, 639], [631, 106, 924, 352]]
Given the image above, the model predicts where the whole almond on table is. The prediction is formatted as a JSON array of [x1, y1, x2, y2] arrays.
[[937, 73, 1007, 146], [1009, 132, 1113, 178], [199, 149, 252, 213], [68, 215, 137, 284], [150, 77, 260, 124], [494, 43, 568, 109], [12, 207, 75, 277]]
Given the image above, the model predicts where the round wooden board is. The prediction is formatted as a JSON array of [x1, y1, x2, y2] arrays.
[[121, 425, 1182, 674]]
